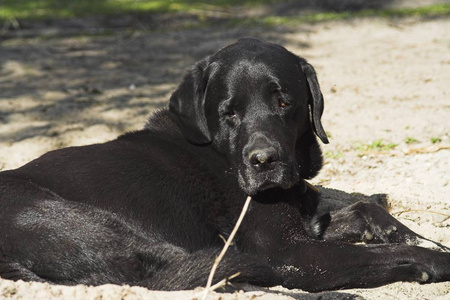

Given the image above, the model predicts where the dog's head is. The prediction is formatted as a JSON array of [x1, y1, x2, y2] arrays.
[[170, 37, 328, 195]]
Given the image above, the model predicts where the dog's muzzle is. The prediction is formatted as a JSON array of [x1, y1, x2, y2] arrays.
[[240, 135, 298, 195]]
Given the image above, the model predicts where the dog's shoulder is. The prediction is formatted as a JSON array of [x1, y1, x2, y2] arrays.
[[143, 108, 177, 133], [117, 108, 185, 146]]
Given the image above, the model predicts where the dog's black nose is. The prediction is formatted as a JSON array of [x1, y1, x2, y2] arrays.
[[249, 148, 279, 169]]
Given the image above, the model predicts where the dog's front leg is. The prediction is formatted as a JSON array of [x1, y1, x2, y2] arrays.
[[272, 239, 450, 291], [312, 201, 449, 251], [238, 200, 450, 291]]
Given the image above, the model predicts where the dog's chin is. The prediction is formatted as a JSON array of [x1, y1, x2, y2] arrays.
[[238, 167, 298, 196]]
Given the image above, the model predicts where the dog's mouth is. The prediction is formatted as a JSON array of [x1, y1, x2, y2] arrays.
[[238, 163, 299, 196]]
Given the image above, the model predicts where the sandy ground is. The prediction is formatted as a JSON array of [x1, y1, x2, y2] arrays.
[[0, 8, 449, 300]]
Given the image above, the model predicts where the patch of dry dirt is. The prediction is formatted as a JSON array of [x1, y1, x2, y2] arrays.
[[0, 11, 449, 300]]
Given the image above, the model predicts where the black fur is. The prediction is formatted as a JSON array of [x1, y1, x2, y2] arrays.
[[0, 38, 449, 291]]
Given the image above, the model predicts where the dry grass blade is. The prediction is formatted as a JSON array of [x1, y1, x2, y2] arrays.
[[193, 272, 241, 300], [393, 209, 450, 219], [200, 195, 252, 300], [405, 145, 450, 155], [304, 179, 319, 193]]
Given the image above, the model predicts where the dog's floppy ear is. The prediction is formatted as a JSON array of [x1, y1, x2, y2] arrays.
[[298, 58, 329, 144], [169, 57, 212, 145]]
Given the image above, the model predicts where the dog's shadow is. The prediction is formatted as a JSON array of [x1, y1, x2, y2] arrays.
[[316, 186, 389, 213]]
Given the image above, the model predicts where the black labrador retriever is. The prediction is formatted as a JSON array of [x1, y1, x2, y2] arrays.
[[0, 38, 449, 292]]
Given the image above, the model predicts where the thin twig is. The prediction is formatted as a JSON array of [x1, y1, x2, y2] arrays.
[[359, 145, 450, 157], [393, 209, 450, 219], [405, 145, 450, 155], [194, 272, 241, 299], [208, 272, 241, 291], [304, 179, 319, 193], [201, 195, 252, 300], [218, 233, 233, 245]]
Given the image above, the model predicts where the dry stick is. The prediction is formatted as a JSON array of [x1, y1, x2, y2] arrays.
[[194, 272, 241, 300], [207, 272, 241, 292], [201, 195, 252, 300], [393, 209, 450, 219], [405, 145, 450, 155]]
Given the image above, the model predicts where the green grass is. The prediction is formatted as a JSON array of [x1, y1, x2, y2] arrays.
[[404, 137, 419, 144], [324, 150, 343, 160], [239, 4, 450, 27], [431, 137, 442, 144], [0, 0, 287, 20], [357, 139, 398, 153], [1, 1, 449, 24]]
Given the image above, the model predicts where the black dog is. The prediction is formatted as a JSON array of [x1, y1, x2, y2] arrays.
[[0, 38, 449, 292]]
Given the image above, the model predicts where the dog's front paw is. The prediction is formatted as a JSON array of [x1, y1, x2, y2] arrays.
[[312, 201, 449, 251]]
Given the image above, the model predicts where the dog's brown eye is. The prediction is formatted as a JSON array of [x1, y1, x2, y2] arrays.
[[279, 97, 289, 108], [274, 89, 289, 109]]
